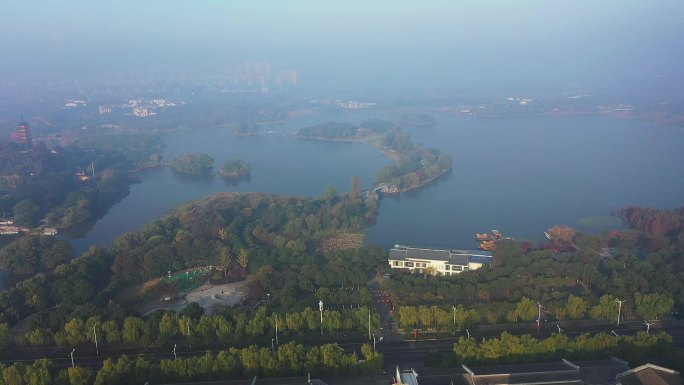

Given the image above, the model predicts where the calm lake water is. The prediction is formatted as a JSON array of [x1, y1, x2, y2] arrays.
[[64, 110, 684, 254]]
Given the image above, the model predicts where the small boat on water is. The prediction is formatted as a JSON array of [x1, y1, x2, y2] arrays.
[[475, 230, 510, 251], [479, 240, 496, 251]]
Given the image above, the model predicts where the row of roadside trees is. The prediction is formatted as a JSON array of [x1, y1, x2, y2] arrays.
[[451, 331, 674, 366], [397, 293, 674, 331], [19, 306, 381, 349], [0, 342, 383, 385]]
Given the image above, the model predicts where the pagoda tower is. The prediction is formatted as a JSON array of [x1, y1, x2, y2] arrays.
[[16, 116, 32, 151]]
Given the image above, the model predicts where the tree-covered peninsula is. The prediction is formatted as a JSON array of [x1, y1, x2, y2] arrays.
[[0, 133, 162, 229], [296, 122, 358, 140], [296, 119, 452, 193]]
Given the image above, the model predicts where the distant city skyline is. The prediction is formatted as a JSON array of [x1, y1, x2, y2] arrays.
[[1, 1, 683, 97]]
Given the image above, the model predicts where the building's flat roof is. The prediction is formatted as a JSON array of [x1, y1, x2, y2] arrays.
[[399, 372, 419, 385], [389, 245, 493, 265], [467, 359, 634, 385], [406, 247, 451, 261], [470, 375, 580, 385], [471, 361, 574, 375]]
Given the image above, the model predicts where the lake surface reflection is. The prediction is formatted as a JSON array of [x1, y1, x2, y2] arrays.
[[65, 110, 684, 254]]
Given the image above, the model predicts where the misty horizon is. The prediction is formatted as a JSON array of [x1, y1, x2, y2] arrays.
[[1, 1, 683, 98]]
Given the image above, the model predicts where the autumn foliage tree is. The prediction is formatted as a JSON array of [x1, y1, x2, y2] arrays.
[[613, 206, 684, 237]]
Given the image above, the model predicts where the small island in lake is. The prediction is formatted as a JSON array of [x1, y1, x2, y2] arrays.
[[171, 153, 214, 175], [219, 159, 251, 177]]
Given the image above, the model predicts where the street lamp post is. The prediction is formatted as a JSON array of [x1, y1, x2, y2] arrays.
[[466, 329, 470, 339], [173, 344, 177, 359], [93, 324, 99, 355], [319, 300, 324, 335], [275, 314, 279, 345], [556, 324, 562, 333], [368, 309, 371, 340], [452, 306, 456, 329], [69, 349, 75, 368], [537, 302, 542, 331], [643, 320, 653, 334], [372, 334, 376, 352], [615, 299, 626, 327], [187, 320, 192, 349]]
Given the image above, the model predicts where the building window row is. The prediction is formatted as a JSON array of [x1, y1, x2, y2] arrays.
[[389, 260, 472, 274]]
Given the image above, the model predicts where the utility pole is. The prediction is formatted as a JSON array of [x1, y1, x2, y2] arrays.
[[275, 314, 279, 345], [93, 324, 99, 355], [319, 300, 324, 335], [452, 306, 456, 328], [615, 299, 626, 327]]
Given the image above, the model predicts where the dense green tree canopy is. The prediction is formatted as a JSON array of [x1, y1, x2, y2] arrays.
[[171, 153, 214, 175]]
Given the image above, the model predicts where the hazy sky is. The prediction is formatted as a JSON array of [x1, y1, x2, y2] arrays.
[[1, 1, 683, 95]]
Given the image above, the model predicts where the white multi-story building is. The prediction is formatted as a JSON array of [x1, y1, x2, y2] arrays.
[[98, 106, 112, 114], [388, 245, 493, 276], [133, 106, 150, 117]]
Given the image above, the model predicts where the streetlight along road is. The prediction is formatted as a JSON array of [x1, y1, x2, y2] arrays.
[[319, 300, 324, 335], [615, 299, 626, 327]]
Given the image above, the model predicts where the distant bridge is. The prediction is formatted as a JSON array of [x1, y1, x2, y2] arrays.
[[361, 183, 390, 197]]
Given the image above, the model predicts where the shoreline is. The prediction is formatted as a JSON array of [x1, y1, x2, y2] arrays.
[[397, 167, 452, 193], [377, 147, 402, 162], [296, 133, 448, 193], [294, 133, 376, 143], [218, 170, 250, 178], [128, 161, 171, 174]]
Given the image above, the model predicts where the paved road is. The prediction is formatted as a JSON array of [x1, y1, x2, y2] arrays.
[[3, 318, 683, 372]]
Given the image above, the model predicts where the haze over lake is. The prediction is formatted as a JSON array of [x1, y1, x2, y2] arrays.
[[64, 111, 684, 254]]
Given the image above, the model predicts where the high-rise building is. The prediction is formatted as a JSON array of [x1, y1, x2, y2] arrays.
[[224, 62, 296, 87], [276, 69, 297, 85]]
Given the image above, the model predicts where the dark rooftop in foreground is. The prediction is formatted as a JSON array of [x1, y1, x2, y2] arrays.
[[616, 363, 682, 385], [172, 360, 680, 385], [461, 358, 632, 385]]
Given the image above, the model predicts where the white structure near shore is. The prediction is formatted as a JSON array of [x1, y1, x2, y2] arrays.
[[388, 245, 493, 275]]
